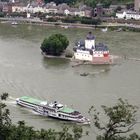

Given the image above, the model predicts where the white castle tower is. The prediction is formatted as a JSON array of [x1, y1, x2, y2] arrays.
[[85, 32, 95, 50]]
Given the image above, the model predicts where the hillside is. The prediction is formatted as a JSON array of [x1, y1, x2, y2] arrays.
[[1, 0, 133, 6], [76, 0, 134, 7], [44, 0, 134, 5], [111, 0, 134, 4]]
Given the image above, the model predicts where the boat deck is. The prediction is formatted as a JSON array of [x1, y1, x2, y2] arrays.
[[19, 96, 45, 105]]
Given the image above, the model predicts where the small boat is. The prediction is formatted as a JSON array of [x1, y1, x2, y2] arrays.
[[116, 27, 122, 32], [11, 21, 18, 25], [60, 25, 69, 29], [80, 72, 89, 76], [101, 27, 108, 32], [16, 96, 90, 124]]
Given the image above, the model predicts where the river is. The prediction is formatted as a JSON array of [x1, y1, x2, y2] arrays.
[[0, 23, 140, 139]]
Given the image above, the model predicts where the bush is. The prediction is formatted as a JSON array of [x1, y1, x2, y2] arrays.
[[47, 17, 57, 22], [81, 18, 101, 25], [41, 34, 69, 56], [0, 12, 5, 17]]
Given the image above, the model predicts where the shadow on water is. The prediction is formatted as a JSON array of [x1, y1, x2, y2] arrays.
[[42, 57, 70, 69]]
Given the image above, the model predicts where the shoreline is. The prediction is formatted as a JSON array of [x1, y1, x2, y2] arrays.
[[41, 52, 119, 66], [1, 17, 140, 30]]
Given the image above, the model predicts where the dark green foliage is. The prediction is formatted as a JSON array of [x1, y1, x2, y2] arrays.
[[0, 93, 11, 140], [0, 12, 5, 17], [40, 33, 69, 56], [77, 0, 133, 8], [8, 121, 36, 140], [62, 17, 78, 23], [1, 92, 8, 100], [89, 98, 139, 140], [62, 16, 101, 25], [83, 0, 97, 8], [8, 12, 27, 18], [80, 18, 101, 25], [101, 0, 112, 8], [79, 0, 112, 8], [44, 0, 76, 5], [83, 0, 106, 8], [47, 17, 57, 22]]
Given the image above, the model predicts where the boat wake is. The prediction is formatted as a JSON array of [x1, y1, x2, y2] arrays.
[[1, 96, 17, 105], [8, 96, 17, 101], [124, 57, 140, 61], [80, 68, 110, 77], [1, 100, 16, 105]]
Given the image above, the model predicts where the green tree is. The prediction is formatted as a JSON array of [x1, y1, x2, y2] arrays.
[[79, 0, 133, 8], [89, 98, 139, 140], [44, 0, 76, 5], [0, 93, 11, 140], [101, 0, 112, 8], [40, 33, 69, 56], [84, 0, 97, 8]]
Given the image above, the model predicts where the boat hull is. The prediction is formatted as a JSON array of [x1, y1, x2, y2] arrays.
[[35, 109, 89, 124]]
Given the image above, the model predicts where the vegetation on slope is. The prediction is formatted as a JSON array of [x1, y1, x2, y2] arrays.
[[43, 0, 133, 7]]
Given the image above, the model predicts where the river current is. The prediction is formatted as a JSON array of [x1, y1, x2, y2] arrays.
[[0, 23, 140, 139]]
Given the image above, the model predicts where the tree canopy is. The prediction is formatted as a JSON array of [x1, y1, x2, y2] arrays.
[[40, 33, 69, 56], [89, 98, 139, 140], [44, 0, 77, 5], [44, 0, 133, 7]]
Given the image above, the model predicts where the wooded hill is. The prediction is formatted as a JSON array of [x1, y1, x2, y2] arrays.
[[44, 0, 134, 7]]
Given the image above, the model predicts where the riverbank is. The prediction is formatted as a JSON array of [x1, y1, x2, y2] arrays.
[[41, 51, 120, 66], [1, 17, 140, 31]]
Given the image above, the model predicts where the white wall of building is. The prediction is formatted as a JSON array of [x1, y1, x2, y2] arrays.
[[93, 52, 104, 57], [85, 40, 95, 49], [116, 11, 126, 19], [116, 11, 140, 20], [12, 6, 24, 12], [64, 9, 70, 15], [74, 50, 92, 61], [126, 13, 140, 20]]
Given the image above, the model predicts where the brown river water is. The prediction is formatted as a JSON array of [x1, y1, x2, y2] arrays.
[[0, 23, 140, 139]]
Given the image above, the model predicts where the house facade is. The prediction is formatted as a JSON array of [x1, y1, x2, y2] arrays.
[[11, 2, 93, 17], [116, 11, 140, 20], [0, 2, 12, 13]]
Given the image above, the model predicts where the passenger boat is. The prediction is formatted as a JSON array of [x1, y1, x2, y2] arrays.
[[73, 32, 111, 64], [11, 21, 18, 25], [16, 96, 90, 124], [101, 27, 108, 32]]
